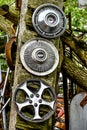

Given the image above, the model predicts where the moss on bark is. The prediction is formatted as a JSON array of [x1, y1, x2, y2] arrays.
[[63, 57, 87, 90], [9, 0, 63, 130]]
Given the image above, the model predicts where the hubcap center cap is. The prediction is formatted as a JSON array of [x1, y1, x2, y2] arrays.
[[32, 48, 47, 63], [45, 13, 59, 26]]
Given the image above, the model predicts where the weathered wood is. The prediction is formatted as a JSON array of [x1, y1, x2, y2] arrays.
[[1, 1, 87, 130], [9, 0, 63, 130], [62, 57, 87, 90], [9, 0, 28, 130], [0, 4, 9, 15], [16, 0, 21, 9], [61, 30, 87, 67], [28, 0, 64, 8], [3, 7, 20, 24], [0, 16, 15, 37]]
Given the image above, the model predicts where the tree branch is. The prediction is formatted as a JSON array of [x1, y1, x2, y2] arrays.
[[62, 57, 87, 90], [0, 16, 15, 37], [72, 28, 87, 33], [61, 30, 87, 68]]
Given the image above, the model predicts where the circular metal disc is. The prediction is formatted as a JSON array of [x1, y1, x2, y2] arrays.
[[13, 79, 56, 122], [20, 38, 59, 76], [32, 4, 66, 38]]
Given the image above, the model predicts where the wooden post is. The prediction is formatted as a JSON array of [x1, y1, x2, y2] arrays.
[[9, 0, 63, 130], [16, 0, 21, 9]]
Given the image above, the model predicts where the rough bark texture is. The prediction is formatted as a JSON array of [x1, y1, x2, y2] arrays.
[[62, 57, 87, 90], [0, 15, 15, 37], [0, 6, 20, 37], [0, 5, 20, 24], [9, 0, 63, 130], [61, 30, 87, 67], [1, 0, 87, 129]]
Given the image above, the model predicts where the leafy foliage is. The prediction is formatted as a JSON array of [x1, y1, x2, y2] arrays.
[[0, 54, 8, 70], [0, 0, 14, 70], [0, 35, 8, 70], [64, 0, 87, 41], [0, 31, 5, 36], [0, 0, 14, 6], [0, 0, 14, 35]]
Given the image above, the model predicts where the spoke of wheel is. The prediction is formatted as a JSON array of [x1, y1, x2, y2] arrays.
[[37, 82, 49, 97], [19, 82, 33, 97], [33, 105, 42, 120], [41, 99, 55, 110], [16, 100, 30, 111]]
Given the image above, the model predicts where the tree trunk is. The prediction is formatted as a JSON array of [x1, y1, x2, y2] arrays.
[[0, 15, 15, 37], [62, 57, 87, 90], [61, 30, 87, 67], [9, 0, 63, 130]]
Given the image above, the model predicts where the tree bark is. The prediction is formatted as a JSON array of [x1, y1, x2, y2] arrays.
[[0, 5, 20, 24], [62, 57, 87, 90], [1, 1, 87, 129], [0, 7, 20, 37], [61, 30, 87, 67], [0, 16, 15, 37], [9, 0, 63, 130]]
